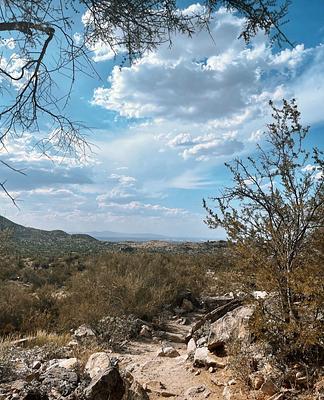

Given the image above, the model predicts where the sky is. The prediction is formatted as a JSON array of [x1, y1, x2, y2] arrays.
[[0, 1, 324, 238]]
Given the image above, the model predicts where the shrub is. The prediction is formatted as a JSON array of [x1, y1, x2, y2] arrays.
[[58, 252, 207, 329]]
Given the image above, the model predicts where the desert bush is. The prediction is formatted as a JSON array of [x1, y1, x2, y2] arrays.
[[204, 100, 324, 370], [0, 282, 37, 334], [58, 252, 207, 329]]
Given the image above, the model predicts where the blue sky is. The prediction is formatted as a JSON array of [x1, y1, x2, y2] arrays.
[[1, 1, 324, 238]]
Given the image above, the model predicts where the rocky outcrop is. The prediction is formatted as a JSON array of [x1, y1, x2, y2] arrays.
[[207, 305, 254, 350]]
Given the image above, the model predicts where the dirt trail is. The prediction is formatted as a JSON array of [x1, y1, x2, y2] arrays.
[[114, 318, 248, 400]]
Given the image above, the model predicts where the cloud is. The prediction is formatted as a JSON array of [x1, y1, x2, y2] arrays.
[[97, 199, 188, 217], [91, 10, 308, 126], [165, 132, 244, 161], [90, 6, 324, 166]]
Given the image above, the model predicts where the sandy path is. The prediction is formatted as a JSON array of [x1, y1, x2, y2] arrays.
[[112, 318, 248, 400]]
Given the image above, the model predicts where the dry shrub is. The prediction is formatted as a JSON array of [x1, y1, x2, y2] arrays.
[[27, 330, 71, 348], [58, 252, 206, 329], [0, 282, 37, 334]]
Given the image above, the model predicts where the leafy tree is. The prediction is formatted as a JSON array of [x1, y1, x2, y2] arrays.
[[204, 99, 323, 331], [0, 0, 292, 202]]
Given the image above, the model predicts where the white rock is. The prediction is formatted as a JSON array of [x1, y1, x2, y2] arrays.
[[187, 338, 197, 355], [74, 324, 95, 339], [139, 325, 151, 338], [194, 347, 227, 368], [84, 352, 111, 379], [47, 358, 78, 371], [252, 290, 268, 299]]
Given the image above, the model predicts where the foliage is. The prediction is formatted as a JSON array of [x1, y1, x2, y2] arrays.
[[58, 251, 207, 328], [204, 99, 324, 364], [0, 248, 234, 335]]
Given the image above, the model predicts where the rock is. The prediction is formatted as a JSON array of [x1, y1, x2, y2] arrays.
[[21, 389, 49, 400], [185, 385, 207, 398], [249, 372, 265, 390], [207, 306, 254, 350], [260, 379, 278, 396], [139, 325, 151, 338], [208, 367, 215, 373], [141, 360, 163, 372], [83, 366, 124, 400], [40, 367, 78, 397], [222, 386, 233, 400], [164, 347, 180, 357], [157, 349, 165, 357], [196, 337, 207, 347], [194, 370, 201, 376], [193, 347, 227, 368], [85, 352, 111, 379], [121, 370, 149, 400], [158, 346, 180, 358], [74, 324, 95, 339], [32, 361, 41, 370], [182, 299, 194, 312], [187, 338, 197, 355], [252, 291, 267, 299], [52, 358, 78, 370], [67, 339, 79, 347]]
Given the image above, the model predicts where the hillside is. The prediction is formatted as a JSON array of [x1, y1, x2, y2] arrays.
[[0, 216, 104, 256]]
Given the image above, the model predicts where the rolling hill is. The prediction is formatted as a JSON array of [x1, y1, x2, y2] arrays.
[[0, 216, 104, 256]]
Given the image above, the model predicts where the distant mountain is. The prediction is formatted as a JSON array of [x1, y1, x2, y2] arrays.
[[87, 230, 209, 242], [0, 216, 103, 256]]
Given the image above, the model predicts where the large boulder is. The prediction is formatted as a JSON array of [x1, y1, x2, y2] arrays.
[[83, 366, 125, 400], [83, 355, 148, 400], [84, 352, 111, 379], [207, 306, 254, 350]]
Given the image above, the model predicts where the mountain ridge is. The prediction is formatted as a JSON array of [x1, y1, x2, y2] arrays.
[[0, 215, 102, 256]]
